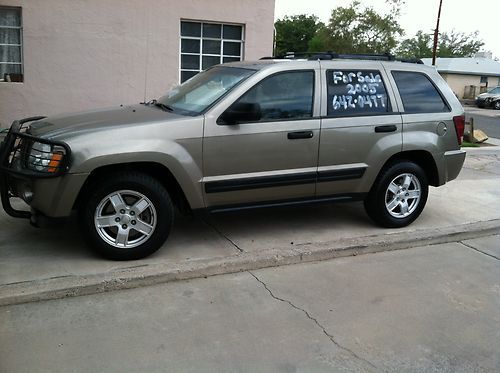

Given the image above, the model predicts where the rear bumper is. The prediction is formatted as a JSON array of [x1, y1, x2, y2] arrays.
[[475, 98, 486, 107], [443, 149, 466, 183]]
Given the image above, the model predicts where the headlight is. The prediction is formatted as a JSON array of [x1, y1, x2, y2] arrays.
[[27, 141, 65, 173]]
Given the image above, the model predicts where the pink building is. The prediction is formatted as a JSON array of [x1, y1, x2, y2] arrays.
[[0, 0, 275, 126]]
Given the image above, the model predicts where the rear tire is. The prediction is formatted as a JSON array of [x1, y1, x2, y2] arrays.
[[79, 172, 174, 260], [364, 161, 428, 228], [493, 101, 500, 110]]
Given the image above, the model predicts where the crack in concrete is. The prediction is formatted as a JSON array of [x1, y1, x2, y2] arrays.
[[248, 271, 379, 371], [4, 274, 73, 286], [460, 241, 500, 261], [201, 218, 244, 253]]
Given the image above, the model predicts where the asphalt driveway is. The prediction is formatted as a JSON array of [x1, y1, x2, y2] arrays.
[[465, 106, 500, 138]]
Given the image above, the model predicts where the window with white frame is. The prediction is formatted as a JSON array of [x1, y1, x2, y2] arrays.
[[180, 20, 244, 83], [0, 6, 22, 82]]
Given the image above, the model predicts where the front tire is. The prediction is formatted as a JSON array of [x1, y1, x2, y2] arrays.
[[364, 161, 428, 228], [79, 172, 174, 260]]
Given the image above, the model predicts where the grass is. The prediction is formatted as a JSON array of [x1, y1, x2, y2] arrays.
[[461, 141, 480, 148]]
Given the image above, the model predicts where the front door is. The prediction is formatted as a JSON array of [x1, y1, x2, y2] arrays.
[[202, 68, 321, 209]]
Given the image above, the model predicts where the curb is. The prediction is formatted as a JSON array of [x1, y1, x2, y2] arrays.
[[1, 219, 499, 307]]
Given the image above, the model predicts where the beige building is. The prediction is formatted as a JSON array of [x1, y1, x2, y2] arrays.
[[422, 57, 500, 99], [0, 0, 275, 127]]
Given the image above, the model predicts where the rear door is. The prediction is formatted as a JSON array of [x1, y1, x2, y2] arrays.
[[388, 69, 456, 155], [202, 65, 322, 208], [316, 61, 402, 198]]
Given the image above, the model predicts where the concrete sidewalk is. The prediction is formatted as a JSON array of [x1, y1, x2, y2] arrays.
[[0, 148, 499, 306], [1, 235, 499, 372]]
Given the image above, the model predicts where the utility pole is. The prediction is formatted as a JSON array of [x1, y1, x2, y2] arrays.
[[432, 0, 443, 66]]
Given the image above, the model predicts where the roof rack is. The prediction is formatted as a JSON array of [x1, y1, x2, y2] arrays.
[[260, 52, 423, 64]]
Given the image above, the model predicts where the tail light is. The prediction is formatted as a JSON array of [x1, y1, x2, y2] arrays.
[[453, 115, 465, 146]]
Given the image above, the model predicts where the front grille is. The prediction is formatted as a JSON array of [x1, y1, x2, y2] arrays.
[[6, 135, 30, 171]]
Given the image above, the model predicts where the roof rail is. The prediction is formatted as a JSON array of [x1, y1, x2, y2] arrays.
[[260, 52, 424, 64]]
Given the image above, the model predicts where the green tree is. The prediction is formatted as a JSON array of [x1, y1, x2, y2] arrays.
[[396, 30, 484, 59], [312, 1, 403, 54], [438, 31, 484, 57], [274, 15, 322, 56], [396, 31, 433, 59]]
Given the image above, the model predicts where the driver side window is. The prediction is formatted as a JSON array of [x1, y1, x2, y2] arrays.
[[236, 70, 315, 122]]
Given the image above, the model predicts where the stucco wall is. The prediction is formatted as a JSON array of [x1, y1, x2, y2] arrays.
[[0, 0, 275, 127], [441, 73, 500, 99]]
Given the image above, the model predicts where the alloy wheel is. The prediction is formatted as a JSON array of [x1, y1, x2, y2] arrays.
[[384, 173, 421, 219], [94, 189, 157, 249]]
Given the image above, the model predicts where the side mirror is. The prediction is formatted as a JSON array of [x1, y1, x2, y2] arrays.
[[218, 102, 262, 125]]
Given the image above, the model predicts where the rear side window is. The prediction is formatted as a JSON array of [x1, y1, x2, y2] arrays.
[[392, 71, 449, 113], [326, 70, 390, 117], [236, 70, 315, 121]]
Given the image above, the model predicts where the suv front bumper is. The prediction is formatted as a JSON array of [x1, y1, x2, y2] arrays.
[[0, 117, 71, 219]]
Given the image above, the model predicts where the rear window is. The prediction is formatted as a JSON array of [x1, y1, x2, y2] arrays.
[[326, 69, 390, 117], [392, 71, 450, 114]]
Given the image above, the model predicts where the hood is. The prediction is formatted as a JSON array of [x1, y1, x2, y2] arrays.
[[28, 104, 184, 139], [478, 92, 500, 99]]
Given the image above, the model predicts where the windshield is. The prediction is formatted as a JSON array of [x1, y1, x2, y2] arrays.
[[488, 87, 500, 94], [158, 67, 255, 115]]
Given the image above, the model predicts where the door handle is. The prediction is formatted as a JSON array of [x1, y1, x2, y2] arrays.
[[287, 131, 314, 140], [374, 125, 397, 133]]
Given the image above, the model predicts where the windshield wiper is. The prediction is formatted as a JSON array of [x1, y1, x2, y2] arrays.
[[140, 99, 173, 112], [154, 102, 173, 112]]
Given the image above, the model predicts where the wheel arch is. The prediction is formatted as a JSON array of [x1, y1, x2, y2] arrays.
[[379, 150, 440, 187], [73, 162, 193, 213]]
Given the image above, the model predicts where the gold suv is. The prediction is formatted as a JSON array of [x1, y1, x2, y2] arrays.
[[0, 53, 466, 260]]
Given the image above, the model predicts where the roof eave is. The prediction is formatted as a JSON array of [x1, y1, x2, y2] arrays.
[[438, 70, 500, 77]]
